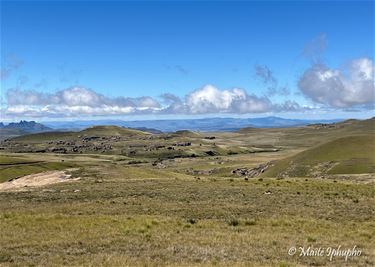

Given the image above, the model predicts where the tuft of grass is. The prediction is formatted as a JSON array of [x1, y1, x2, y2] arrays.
[[244, 219, 257, 226]]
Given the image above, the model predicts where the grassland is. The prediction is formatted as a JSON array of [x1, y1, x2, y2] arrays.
[[0, 118, 374, 266], [263, 135, 375, 178]]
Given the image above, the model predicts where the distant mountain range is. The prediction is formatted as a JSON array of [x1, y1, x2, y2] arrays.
[[0, 117, 349, 137], [41, 116, 343, 132], [1, 120, 52, 132], [0, 120, 52, 139], [0, 117, 359, 139]]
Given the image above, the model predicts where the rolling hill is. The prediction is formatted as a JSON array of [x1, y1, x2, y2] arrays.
[[11, 125, 149, 142], [79, 126, 150, 136], [172, 130, 202, 137], [263, 135, 375, 177]]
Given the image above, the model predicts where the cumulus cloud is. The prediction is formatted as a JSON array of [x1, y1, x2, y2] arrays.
[[2, 85, 303, 118], [160, 93, 187, 114], [4, 87, 162, 117], [7, 88, 50, 106], [298, 57, 375, 108], [186, 85, 271, 113]]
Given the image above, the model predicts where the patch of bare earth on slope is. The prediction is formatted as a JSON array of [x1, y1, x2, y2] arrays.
[[0, 169, 80, 191]]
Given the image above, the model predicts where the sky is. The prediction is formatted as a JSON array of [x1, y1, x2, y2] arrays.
[[0, 0, 374, 121]]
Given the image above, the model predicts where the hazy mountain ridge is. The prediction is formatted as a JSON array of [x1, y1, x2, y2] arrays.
[[0, 117, 366, 140], [42, 116, 343, 132], [0, 120, 52, 139]]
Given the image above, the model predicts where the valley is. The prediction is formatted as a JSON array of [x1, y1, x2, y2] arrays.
[[0, 118, 374, 266]]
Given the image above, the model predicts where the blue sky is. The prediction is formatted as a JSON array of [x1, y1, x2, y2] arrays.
[[1, 0, 374, 121]]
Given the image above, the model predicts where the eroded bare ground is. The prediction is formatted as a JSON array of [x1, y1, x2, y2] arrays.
[[0, 170, 80, 191]]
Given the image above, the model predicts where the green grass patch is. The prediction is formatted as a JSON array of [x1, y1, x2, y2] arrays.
[[0, 155, 35, 165], [264, 135, 375, 177]]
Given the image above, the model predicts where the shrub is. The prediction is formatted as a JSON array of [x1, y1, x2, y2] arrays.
[[307, 236, 317, 242], [227, 218, 240, 227], [187, 218, 197, 224]]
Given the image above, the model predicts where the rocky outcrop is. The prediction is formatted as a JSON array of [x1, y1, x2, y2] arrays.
[[232, 162, 273, 178]]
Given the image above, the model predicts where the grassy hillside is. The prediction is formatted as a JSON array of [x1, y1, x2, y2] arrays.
[[263, 135, 375, 177], [0, 128, 26, 140], [11, 131, 76, 142], [11, 126, 149, 142], [80, 126, 150, 136], [172, 130, 202, 138], [238, 117, 375, 149]]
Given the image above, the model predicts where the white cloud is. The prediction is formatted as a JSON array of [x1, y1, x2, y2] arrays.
[[298, 57, 375, 108], [3, 85, 307, 118], [4, 87, 161, 117], [273, 100, 308, 112], [58, 87, 104, 107], [186, 84, 271, 114]]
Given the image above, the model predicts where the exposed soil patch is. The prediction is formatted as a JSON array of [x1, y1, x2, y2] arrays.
[[0, 170, 79, 191]]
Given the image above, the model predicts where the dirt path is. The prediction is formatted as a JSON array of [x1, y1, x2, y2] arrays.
[[0, 170, 79, 191]]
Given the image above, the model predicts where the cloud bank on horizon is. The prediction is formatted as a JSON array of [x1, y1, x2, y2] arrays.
[[2, 56, 374, 119], [4, 84, 302, 118]]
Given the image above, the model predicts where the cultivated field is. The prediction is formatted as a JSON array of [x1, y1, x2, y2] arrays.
[[0, 118, 374, 266]]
